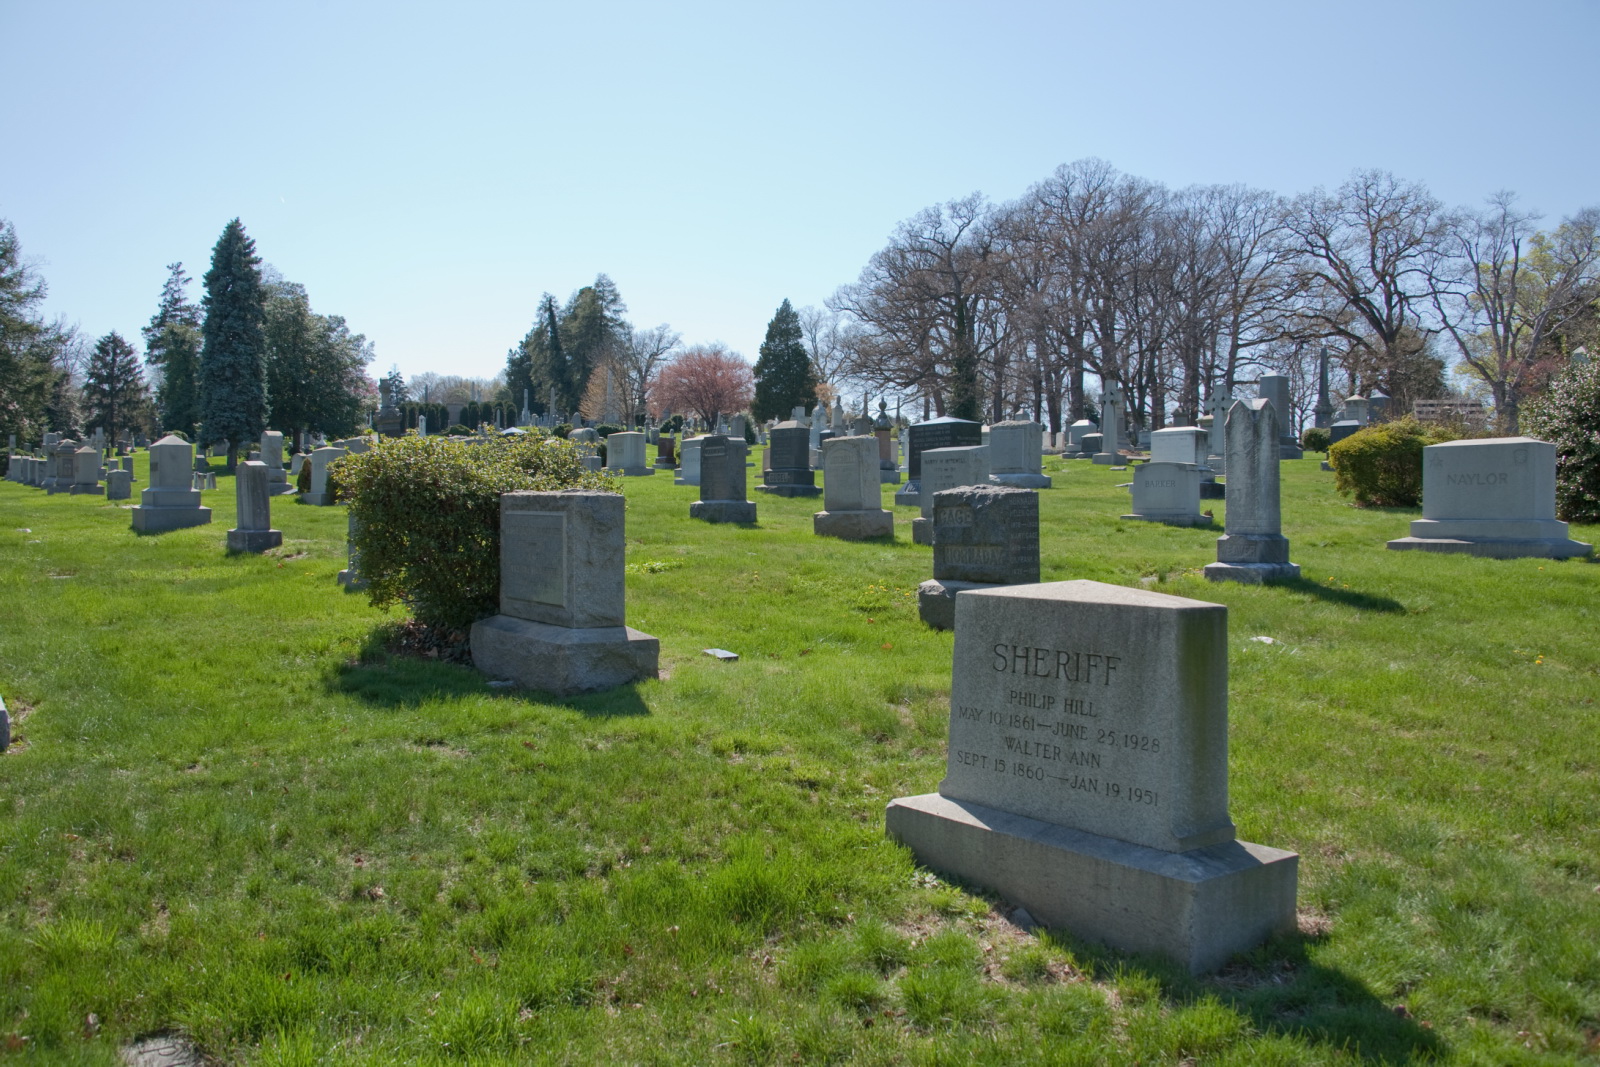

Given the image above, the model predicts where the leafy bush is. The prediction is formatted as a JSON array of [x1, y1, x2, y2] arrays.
[[1329, 416, 1465, 507], [1300, 426, 1330, 453], [659, 415, 684, 434], [295, 455, 313, 493], [552, 424, 571, 439], [446, 424, 474, 436], [331, 434, 614, 630], [594, 424, 623, 438], [1524, 358, 1600, 523]]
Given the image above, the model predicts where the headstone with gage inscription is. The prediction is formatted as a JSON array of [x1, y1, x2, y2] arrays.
[[917, 484, 1038, 631], [470, 491, 659, 695], [887, 579, 1298, 974]]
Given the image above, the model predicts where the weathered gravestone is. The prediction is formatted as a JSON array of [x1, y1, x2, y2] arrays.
[[655, 434, 676, 469], [1123, 461, 1212, 527], [301, 445, 347, 506], [988, 421, 1052, 489], [337, 513, 365, 588], [690, 435, 756, 523], [1386, 437, 1592, 559], [814, 435, 892, 540], [605, 432, 655, 476], [1150, 427, 1204, 466], [131, 435, 212, 532], [758, 423, 821, 497], [887, 579, 1299, 973], [894, 416, 982, 506], [47, 441, 77, 493], [261, 431, 294, 495], [1093, 386, 1125, 466], [106, 469, 133, 500], [1079, 433, 1103, 460], [470, 491, 659, 695], [1065, 419, 1095, 456], [675, 436, 703, 486], [918, 484, 1039, 631], [1204, 400, 1300, 584], [70, 446, 103, 495], [914, 445, 990, 546], [227, 461, 282, 552]]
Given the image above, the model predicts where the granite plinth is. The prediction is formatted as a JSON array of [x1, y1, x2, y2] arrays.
[[609, 466, 656, 477], [1386, 534, 1591, 559], [131, 505, 212, 532], [813, 509, 893, 540], [227, 528, 282, 552], [916, 578, 995, 631], [1092, 452, 1120, 465], [69, 484, 105, 496], [992, 473, 1052, 489], [893, 482, 921, 507], [1123, 511, 1212, 528], [469, 615, 659, 696], [886, 794, 1297, 974], [1203, 561, 1302, 583], [690, 500, 757, 523], [756, 482, 822, 498]]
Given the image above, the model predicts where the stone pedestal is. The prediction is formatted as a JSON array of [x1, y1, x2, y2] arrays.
[[1122, 461, 1212, 527], [471, 616, 659, 695], [131, 435, 212, 532], [813, 436, 892, 540]]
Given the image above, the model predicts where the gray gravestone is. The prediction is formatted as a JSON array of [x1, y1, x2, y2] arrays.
[[261, 430, 294, 495], [1204, 399, 1300, 583], [605, 431, 655, 477], [1093, 386, 1124, 465], [301, 446, 347, 506], [988, 421, 1052, 489], [1257, 374, 1303, 459], [894, 416, 982, 506], [70, 446, 104, 495], [227, 461, 282, 552], [758, 423, 821, 497], [338, 513, 365, 588], [674, 437, 702, 486], [887, 579, 1298, 973], [106, 469, 133, 500], [690, 435, 756, 523], [814, 435, 892, 539], [918, 484, 1039, 630], [470, 491, 659, 695], [1122, 461, 1211, 527], [914, 444, 990, 546], [131, 435, 212, 532]]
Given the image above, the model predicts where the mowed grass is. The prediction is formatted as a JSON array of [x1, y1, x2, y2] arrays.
[[1, 447, 1598, 1065]]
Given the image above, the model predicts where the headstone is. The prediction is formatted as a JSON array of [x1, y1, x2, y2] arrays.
[[1204, 400, 1300, 583], [914, 445, 991, 546], [290, 454, 307, 477], [690, 435, 756, 523], [603, 431, 654, 476], [261, 431, 294, 495], [1122, 461, 1211, 527], [301, 446, 347, 506], [1079, 433, 1102, 459], [758, 423, 821, 497], [227, 461, 282, 552], [1257, 374, 1303, 458], [1204, 392, 1232, 469], [1328, 420, 1363, 447], [728, 414, 746, 441], [131, 435, 212, 532], [655, 433, 677, 469], [814, 435, 893, 540], [1093, 386, 1125, 465], [1341, 396, 1369, 426], [204, 472, 217, 491], [47, 441, 77, 493], [337, 513, 365, 588], [1367, 390, 1391, 422], [469, 491, 660, 695], [809, 409, 824, 456], [1386, 437, 1592, 558], [917, 484, 1039, 630], [894, 416, 983, 506], [887, 579, 1299, 973], [988, 421, 1052, 488], [674, 437, 703, 486], [70, 446, 104, 495], [1149, 427, 1205, 467], [106, 468, 133, 501]]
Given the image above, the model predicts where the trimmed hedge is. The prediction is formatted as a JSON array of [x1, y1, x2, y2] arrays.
[[1301, 426, 1330, 453], [1524, 358, 1600, 523], [1328, 416, 1465, 507], [331, 433, 614, 630]]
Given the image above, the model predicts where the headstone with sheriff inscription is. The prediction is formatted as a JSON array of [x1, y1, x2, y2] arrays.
[[887, 579, 1298, 973]]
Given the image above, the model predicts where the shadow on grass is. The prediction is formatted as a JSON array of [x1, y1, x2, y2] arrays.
[[1048, 927, 1445, 1064], [1280, 576, 1406, 613]]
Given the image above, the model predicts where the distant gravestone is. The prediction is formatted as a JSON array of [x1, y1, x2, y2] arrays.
[[1386, 437, 1592, 559], [887, 579, 1298, 973], [47, 441, 77, 493], [227, 461, 282, 552], [895, 416, 982, 506], [814, 435, 892, 540], [914, 444, 990, 546], [758, 423, 821, 497], [1150, 427, 1204, 466], [1204, 399, 1299, 583], [690, 435, 756, 523], [675, 437, 703, 486], [470, 491, 659, 695], [1093, 386, 1124, 465], [1079, 432, 1103, 459], [261, 431, 294, 495], [605, 432, 655, 476], [301, 446, 347, 506], [917, 484, 1039, 631], [1066, 419, 1095, 455], [988, 421, 1051, 489], [655, 433, 676, 469], [1122, 461, 1211, 527], [131, 435, 212, 532], [70, 446, 104, 495], [106, 469, 133, 501], [1257, 375, 1302, 459], [337, 513, 366, 588]]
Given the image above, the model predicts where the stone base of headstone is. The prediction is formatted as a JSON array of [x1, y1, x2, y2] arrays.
[[653, 457, 675, 469], [609, 466, 656, 477], [1091, 453, 1119, 466], [1320, 461, 1332, 472], [673, 473, 698, 486], [911, 516, 934, 546], [813, 509, 892, 540], [1199, 481, 1226, 499], [582, 456, 603, 472], [1203, 561, 1301, 584], [892, 481, 921, 507], [992, 472, 1052, 489], [1280, 444, 1304, 460], [131, 504, 212, 532], [469, 615, 659, 697], [916, 578, 995, 631], [1386, 522, 1592, 560], [1121, 510, 1213, 528], [299, 492, 336, 506], [690, 500, 757, 523], [227, 528, 282, 553], [885, 793, 1298, 975], [69, 484, 104, 496], [1204, 534, 1299, 585], [756, 483, 821, 498], [879, 469, 902, 484]]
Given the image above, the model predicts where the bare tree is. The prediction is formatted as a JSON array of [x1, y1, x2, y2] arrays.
[[616, 324, 681, 423]]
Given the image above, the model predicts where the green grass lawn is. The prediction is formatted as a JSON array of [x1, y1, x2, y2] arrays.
[[2, 449, 1597, 1065]]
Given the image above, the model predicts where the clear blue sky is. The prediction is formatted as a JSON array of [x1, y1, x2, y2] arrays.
[[5, 0, 1597, 384]]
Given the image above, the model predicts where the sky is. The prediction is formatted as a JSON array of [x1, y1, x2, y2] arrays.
[[5, 0, 1598, 386]]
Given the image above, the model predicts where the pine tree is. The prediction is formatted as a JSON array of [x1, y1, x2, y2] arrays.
[[0, 219, 64, 444], [143, 263, 203, 437], [751, 299, 816, 422], [82, 331, 150, 443], [198, 219, 268, 469], [560, 275, 628, 414], [543, 294, 571, 413]]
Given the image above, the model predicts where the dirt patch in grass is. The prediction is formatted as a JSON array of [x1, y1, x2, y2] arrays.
[[385, 619, 473, 665]]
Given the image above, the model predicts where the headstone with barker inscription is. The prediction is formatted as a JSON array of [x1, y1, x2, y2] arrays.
[[470, 491, 659, 695], [917, 484, 1038, 631], [887, 579, 1298, 973]]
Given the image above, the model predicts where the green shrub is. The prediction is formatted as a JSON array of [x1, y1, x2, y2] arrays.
[[295, 455, 312, 494], [1329, 416, 1465, 507], [595, 424, 623, 438], [1301, 426, 1330, 453], [552, 424, 571, 439], [1524, 358, 1600, 523], [446, 424, 474, 436], [331, 434, 614, 630]]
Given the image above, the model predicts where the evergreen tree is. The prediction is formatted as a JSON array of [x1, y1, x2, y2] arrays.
[[262, 275, 375, 448], [82, 331, 150, 443], [751, 298, 816, 422], [198, 219, 268, 469], [560, 275, 628, 413], [143, 262, 203, 437], [543, 294, 571, 412], [0, 219, 64, 444]]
